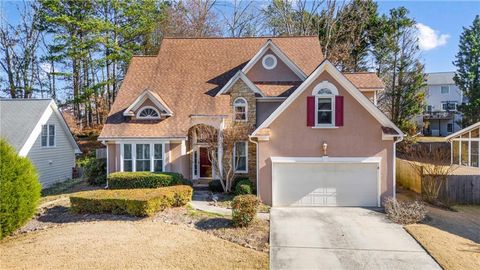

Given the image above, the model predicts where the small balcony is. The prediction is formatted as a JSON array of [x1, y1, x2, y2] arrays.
[[423, 111, 454, 120]]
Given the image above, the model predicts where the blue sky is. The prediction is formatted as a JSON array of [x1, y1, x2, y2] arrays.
[[2, 0, 479, 73], [376, 0, 479, 72]]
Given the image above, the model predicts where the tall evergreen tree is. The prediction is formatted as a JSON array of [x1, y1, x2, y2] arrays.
[[373, 7, 426, 134], [454, 15, 480, 126]]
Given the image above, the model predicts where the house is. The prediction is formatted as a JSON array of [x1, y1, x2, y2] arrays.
[[421, 72, 464, 136], [446, 121, 480, 168], [0, 99, 81, 187], [99, 37, 403, 207]]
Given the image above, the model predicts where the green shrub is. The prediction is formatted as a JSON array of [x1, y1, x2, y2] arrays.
[[235, 179, 253, 195], [108, 172, 183, 189], [208, 179, 224, 192], [231, 194, 259, 227], [181, 178, 193, 187], [70, 185, 193, 216], [0, 139, 41, 239], [80, 156, 106, 186]]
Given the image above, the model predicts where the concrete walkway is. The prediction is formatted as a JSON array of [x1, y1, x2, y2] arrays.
[[270, 207, 440, 270], [189, 190, 269, 220]]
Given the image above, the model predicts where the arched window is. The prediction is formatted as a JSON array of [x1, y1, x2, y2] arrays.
[[137, 106, 160, 119], [312, 81, 338, 126], [233, 97, 248, 121]]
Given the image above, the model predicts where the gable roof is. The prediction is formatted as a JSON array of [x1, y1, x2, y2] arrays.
[[251, 60, 403, 137], [0, 99, 81, 155], [216, 71, 265, 97], [99, 36, 324, 139], [123, 89, 173, 116], [99, 37, 390, 140], [344, 72, 385, 91]]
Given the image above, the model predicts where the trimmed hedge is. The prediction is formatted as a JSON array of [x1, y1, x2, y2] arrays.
[[70, 185, 193, 217], [0, 139, 41, 239], [108, 172, 183, 189], [235, 179, 253, 195], [232, 195, 259, 227]]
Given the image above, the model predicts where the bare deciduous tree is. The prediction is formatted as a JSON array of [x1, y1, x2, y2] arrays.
[[405, 143, 457, 204], [217, 0, 263, 37], [193, 123, 252, 192]]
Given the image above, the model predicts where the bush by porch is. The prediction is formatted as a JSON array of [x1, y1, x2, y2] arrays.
[[107, 171, 183, 189]]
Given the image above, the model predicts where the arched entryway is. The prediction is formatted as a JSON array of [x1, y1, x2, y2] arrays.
[[188, 124, 220, 180]]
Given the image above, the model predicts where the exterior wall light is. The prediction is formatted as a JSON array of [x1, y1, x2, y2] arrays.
[[322, 141, 328, 156]]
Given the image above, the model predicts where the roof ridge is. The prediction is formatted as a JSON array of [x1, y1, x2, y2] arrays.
[[0, 98, 52, 101], [343, 72, 377, 74], [162, 35, 318, 40]]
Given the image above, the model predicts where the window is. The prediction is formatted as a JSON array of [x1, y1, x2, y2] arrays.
[[122, 143, 166, 172], [317, 98, 333, 124], [193, 150, 198, 176], [452, 141, 459, 164], [441, 102, 457, 111], [136, 144, 151, 171], [137, 106, 160, 119], [441, 86, 449, 94], [41, 124, 55, 147], [123, 144, 133, 171], [262, 54, 277, 70], [471, 141, 479, 167], [233, 97, 247, 121], [447, 123, 453, 133], [313, 81, 338, 127], [234, 141, 248, 173], [153, 144, 163, 172]]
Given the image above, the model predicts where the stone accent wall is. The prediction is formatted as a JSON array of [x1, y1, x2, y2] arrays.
[[228, 80, 257, 186]]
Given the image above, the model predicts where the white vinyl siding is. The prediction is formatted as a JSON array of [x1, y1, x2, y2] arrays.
[[27, 112, 76, 187]]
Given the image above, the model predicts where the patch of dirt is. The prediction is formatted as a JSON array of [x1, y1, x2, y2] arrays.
[[153, 207, 270, 252], [405, 224, 480, 270], [0, 221, 268, 270], [397, 187, 480, 243]]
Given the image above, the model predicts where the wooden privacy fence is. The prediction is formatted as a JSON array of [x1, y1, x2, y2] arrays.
[[396, 158, 480, 204]]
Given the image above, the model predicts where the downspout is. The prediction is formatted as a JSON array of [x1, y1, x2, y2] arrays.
[[393, 135, 404, 199], [101, 140, 109, 189], [248, 135, 259, 199]]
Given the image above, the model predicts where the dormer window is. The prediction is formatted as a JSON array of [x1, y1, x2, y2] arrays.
[[137, 106, 160, 119], [233, 97, 248, 121]]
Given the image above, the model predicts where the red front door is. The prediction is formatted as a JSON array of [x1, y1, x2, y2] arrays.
[[199, 147, 212, 178]]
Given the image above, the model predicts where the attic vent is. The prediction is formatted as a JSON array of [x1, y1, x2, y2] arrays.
[[262, 54, 277, 70]]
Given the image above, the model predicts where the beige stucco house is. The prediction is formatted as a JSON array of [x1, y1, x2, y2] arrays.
[[99, 36, 403, 207]]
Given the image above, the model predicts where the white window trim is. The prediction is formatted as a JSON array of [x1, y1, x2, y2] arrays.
[[234, 141, 248, 173], [233, 97, 248, 122], [441, 86, 450, 94], [41, 124, 56, 148], [120, 142, 166, 172], [262, 54, 277, 70], [136, 106, 161, 119], [312, 81, 338, 128]]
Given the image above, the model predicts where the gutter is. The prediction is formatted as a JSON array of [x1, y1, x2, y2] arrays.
[[248, 135, 260, 199]]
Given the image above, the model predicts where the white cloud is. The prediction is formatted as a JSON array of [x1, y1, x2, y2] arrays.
[[416, 23, 449, 51]]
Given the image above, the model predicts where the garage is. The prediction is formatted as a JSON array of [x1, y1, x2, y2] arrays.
[[271, 157, 381, 207]]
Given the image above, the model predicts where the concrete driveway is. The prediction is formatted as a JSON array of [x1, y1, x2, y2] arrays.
[[270, 207, 440, 270]]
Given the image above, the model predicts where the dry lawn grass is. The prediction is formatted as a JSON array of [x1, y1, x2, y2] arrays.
[[405, 224, 480, 270], [0, 220, 268, 270]]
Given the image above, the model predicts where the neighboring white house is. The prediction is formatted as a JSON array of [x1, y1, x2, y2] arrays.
[[0, 99, 81, 187], [420, 72, 464, 136]]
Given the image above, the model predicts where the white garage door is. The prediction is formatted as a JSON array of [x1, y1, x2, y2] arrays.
[[272, 157, 380, 207]]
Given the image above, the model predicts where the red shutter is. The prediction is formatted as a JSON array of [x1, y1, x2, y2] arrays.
[[335, 95, 344, 126], [307, 96, 315, 127]]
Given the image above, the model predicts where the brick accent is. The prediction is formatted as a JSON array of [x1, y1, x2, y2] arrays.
[[228, 80, 257, 187]]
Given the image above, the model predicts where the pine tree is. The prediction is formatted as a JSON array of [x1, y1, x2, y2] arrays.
[[373, 7, 426, 134], [453, 15, 480, 126]]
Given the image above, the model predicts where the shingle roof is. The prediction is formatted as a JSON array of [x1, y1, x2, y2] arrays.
[[0, 99, 52, 151], [344, 72, 385, 91], [255, 82, 302, 97], [426, 72, 455, 85], [100, 37, 386, 139]]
